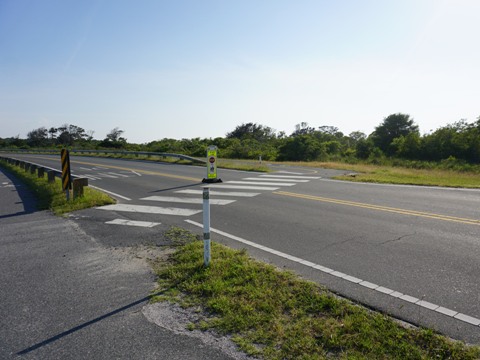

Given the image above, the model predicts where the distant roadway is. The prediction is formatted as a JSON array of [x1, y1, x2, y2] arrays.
[[5, 153, 480, 344]]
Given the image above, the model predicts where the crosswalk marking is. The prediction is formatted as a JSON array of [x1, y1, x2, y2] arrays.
[[204, 184, 280, 191], [260, 174, 320, 179], [140, 196, 235, 205], [242, 177, 310, 183], [105, 219, 160, 227], [91, 171, 319, 227], [276, 171, 309, 175], [78, 174, 101, 181], [176, 190, 260, 197], [108, 172, 130, 178], [97, 172, 119, 178], [98, 204, 201, 216], [226, 181, 296, 187]]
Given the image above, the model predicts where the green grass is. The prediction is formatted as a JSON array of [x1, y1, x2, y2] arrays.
[[153, 230, 480, 359], [217, 158, 270, 172], [275, 161, 480, 188], [0, 160, 115, 215]]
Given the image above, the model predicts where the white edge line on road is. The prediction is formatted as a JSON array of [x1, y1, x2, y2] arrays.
[[89, 185, 132, 201], [184, 219, 480, 328]]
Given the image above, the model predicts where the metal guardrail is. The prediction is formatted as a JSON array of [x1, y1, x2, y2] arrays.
[[0, 155, 70, 179], [0, 155, 90, 199], [0, 149, 206, 164]]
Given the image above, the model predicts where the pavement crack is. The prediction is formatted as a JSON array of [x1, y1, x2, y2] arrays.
[[381, 232, 416, 245], [320, 236, 362, 252]]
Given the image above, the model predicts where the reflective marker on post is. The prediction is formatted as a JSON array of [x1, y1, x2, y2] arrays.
[[61, 149, 72, 200], [203, 188, 211, 267]]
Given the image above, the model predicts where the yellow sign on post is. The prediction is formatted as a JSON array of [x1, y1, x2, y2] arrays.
[[202, 145, 222, 183], [61, 148, 72, 200]]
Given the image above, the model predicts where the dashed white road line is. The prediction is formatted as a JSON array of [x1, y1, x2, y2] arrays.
[[140, 196, 235, 205], [105, 218, 160, 227], [184, 220, 480, 329], [98, 204, 201, 216], [176, 190, 260, 197]]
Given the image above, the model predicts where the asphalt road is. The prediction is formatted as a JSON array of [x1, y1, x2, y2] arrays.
[[4, 153, 480, 345], [0, 164, 249, 359]]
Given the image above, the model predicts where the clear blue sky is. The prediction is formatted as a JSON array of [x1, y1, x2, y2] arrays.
[[1, 0, 479, 143]]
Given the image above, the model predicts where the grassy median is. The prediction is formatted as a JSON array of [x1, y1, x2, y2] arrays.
[[278, 161, 480, 188], [152, 228, 480, 360], [0, 160, 115, 215]]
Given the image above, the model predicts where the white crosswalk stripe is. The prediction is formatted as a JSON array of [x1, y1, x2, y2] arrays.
[[105, 219, 161, 227], [176, 189, 260, 197], [140, 196, 235, 205], [98, 204, 202, 216], [275, 171, 309, 175], [97, 172, 119, 178], [95, 171, 320, 228], [226, 181, 296, 186], [204, 184, 280, 191], [242, 177, 309, 183], [108, 172, 130, 178], [260, 174, 320, 179], [78, 174, 101, 181]]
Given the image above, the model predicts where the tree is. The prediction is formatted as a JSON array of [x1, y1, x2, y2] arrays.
[[27, 127, 48, 147], [291, 122, 315, 136], [99, 127, 127, 148], [318, 126, 340, 136], [348, 131, 367, 144], [278, 135, 325, 161], [372, 113, 419, 155], [226, 123, 276, 142], [106, 127, 125, 142], [56, 124, 87, 146], [48, 127, 58, 142], [391, 132, 422, 159], [355, 138, 374, 159]]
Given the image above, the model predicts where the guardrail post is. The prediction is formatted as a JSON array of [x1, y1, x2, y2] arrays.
[[30, 164, 37, 175], [38, 167, 45, 178], [72, 178, 88, 199], [24, 163, 30, 172], [203, 188, 211, 267], [47, 170, 56, 183]]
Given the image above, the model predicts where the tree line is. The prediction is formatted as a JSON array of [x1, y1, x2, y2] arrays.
[[1, 113, 480, 167]]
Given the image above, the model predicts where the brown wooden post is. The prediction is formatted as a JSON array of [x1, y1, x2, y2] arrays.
[[72, 178, 88, 199], [47, 170, 56, 183]]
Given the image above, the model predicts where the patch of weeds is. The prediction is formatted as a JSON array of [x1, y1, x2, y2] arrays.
[[152, 237, 480, 359], [164, 227, 200, 245]]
